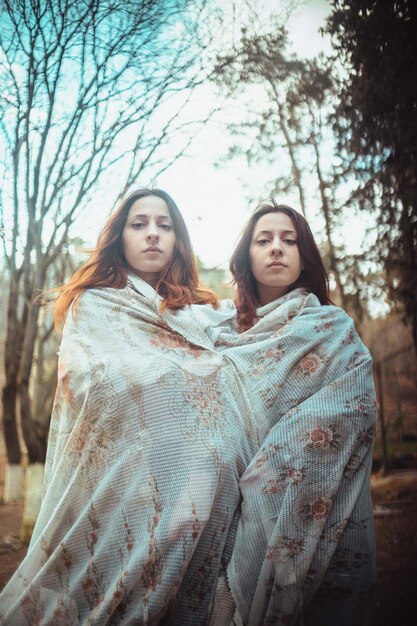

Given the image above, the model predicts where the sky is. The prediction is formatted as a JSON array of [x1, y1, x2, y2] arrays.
[[156, 0, 334, 268], [80, 0, 334, 269]]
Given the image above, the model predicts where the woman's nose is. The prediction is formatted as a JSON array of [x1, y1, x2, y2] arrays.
[[271, 237, 283, 255], [146, 222, 159, 239]]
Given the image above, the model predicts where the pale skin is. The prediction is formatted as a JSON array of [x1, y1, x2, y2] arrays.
[[249, 212, 303, 306], [122, 195, 176, 288]]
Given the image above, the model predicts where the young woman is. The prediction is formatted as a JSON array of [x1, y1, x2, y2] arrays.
[[0, 189, 255, 625], [214, 200, 377, 626]]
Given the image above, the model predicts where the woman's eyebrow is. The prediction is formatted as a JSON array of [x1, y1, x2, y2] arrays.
[[255, 229, 296, 236], [130, 213, 171, 220]]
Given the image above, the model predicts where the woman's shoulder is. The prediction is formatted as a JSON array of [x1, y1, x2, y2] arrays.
[[69, 286, 109, 318], [298, 300, 350, 328], [78, 283, 138, 309], [63, 285, 127, 332], [298, 300, 371, 355], [300, 301, 352, 322]]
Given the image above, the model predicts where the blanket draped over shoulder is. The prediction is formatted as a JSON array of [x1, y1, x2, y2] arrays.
[[0, 275, 255, 625], [0, 284, 376, 626], [212, 288, 377, 626]]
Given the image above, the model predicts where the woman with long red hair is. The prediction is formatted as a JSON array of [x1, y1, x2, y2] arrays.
[[0, 189, 253, 625], [54, 187, 218, 328]]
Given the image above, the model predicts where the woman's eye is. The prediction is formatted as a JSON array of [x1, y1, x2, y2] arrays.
[[256, 238, 269, 245], [160, 224, 173, 231], [131, 222, 145, 229], [285, 239, 297, 245]]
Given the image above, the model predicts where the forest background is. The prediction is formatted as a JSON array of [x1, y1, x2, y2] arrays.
[[0, 0, 416, 549]]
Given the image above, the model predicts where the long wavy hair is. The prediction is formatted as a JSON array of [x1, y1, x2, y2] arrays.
[[230, 200, 331, 330], [54, 188, 218, 330]]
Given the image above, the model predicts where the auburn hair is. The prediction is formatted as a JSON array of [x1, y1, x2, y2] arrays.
[[54, 188, 218, 330], [230, 200, 331, 330]]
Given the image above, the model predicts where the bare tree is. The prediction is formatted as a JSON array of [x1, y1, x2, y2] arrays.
[[0, 0, 215, 498], [213, 28, 349, 306], [295, 59, 348, 308], [213, 28, 308, 215]]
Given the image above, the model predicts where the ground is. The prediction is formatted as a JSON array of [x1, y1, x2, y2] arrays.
[[0, 502, 26, 591], [370, 470, 417, 626], [1, 471, 417, 624]]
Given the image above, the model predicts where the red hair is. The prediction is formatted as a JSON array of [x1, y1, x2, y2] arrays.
[[230, 200, 331, 331], [54, 188, 218, 330]]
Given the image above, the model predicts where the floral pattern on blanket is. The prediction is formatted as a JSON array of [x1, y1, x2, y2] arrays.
[[214, 289, 377, 625], [0, 284, 376, 626], [0, 278, 250, 626]]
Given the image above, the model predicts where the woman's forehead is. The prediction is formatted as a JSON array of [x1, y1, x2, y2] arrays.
[[127, 195, 170, 218], [254, 212, 296, 233]]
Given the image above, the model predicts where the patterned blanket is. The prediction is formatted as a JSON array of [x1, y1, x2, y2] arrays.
[[213, 289, 377, 625], [0, 280, 376, 625]]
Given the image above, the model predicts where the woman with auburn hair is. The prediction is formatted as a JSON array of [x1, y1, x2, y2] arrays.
[[230, 201, 331, 331], [0, 189, 254, 625], [213, 200, 376, 625], [54, 187, 218, 329]]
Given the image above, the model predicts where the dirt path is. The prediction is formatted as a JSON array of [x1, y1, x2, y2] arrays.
[[370, 471, 417, 626], [1, 471, 417, 624], [0, 502, 26, 591]]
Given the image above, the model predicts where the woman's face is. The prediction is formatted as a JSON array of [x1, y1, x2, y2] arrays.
[[122, 195, 176, 287], [249, 211, 302, 305]]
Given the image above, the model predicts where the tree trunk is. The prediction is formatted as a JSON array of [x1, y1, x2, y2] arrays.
[[277, 105, 307, 217], [3, 463, 25, 503], [311, 132, 347, 308], [19, 384, 46, 463], [376, 362, 389, 476], [2, 275, 22, 465], [399, 199, 417, 359], [21, 462, 44, 544], [2, 383, 21, 465], [19, 276, 46, 463]]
